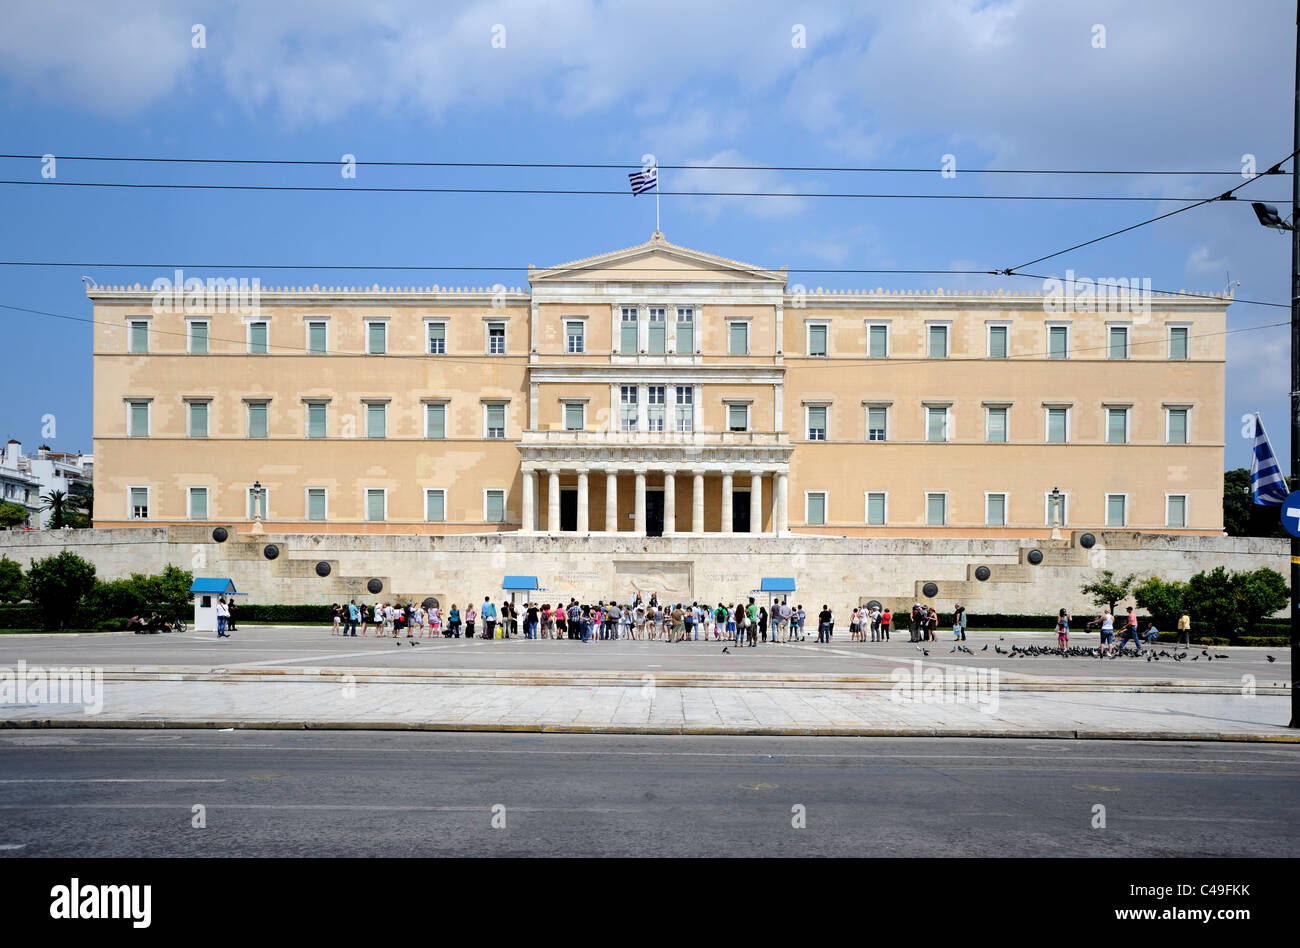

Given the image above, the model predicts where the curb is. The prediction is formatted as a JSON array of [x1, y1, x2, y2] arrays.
[[3, 717, 1298, 742]]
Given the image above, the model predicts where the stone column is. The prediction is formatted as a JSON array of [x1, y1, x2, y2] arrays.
[[547, 471, 560, 534], [775, 472, 788, 534], [605, 470, 618, 533], [663, 471, 676, 535], [576, 469, 589, 534], [521, 470, 535, 533], [634, 472, 647, 535], [721, 472, 734, 533], [692, 472, 704, 534], [750, 472, 763, 535]]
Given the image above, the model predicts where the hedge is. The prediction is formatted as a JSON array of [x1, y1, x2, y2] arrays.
[[235, 604, 334, 624]]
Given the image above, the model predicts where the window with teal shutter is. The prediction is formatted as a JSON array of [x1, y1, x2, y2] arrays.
[[1169, 326, 1188, 360], [307, 489, 326, 521], [648, 308, 666, 354], [1167, 409, 1188, 444], [367, 322, 387, 355], [307, 403, 327, 438], [129, 401, 150, 437], [129, 320, 149, 353], [248, 321, 268, 354], [426, 403, 446, 439], [247, 402, 268, 439], [189, 321, 209, 354], [676, 307, 694, 353], [426, 490, 445, 523], [367, 403, 386, 438], [988, 326, 1008, 359], [806, 492, 826, 526], [728, 322, 748, 355], [485, 490, 505, 523], [188, 402, 208, 438], [308, 322, 327, 355], [620, 307, 638, 354], [866, 492, 885, 525], [366, 489, 386, 522], [868, 325, 888, 358], [1107, 408, 1128, 444], [808, 324, 827, 357]]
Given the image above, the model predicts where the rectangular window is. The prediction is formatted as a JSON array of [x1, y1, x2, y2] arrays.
[[648, 308, 666, 354], [867, 406, 887, 442], [307, 488, 327, 522], [986, 407, 1007, 443], [986, 492, 1006, 526], [128, 320, 149, 354], [620, 307, 638, 354], [728, 322, 748, 356], [676, 307, 694, 354], [307, 321, 327, 355], [1166, 494, 1187, 528], [675, 386, 694, 432], [365, 489, 386, 523], [926, 406, 947, 443], [188, 401, 209, 438], [188, 320, 209, 355], [927, 325, 949, 358], [647, 386, 666, 432], [1167, 408, 1188, 444], [367, 321, 387, 355], [247, 402, 268, 439], [425, 403, 446, 440], [248, 321, 268, 355], [1106, 407, 1128, 444], [485, 490, 506, 523], [808, 324, 828, 357], [1106, 494, 1127, 527], [1169, 326, 1189, 361], [806, 492, 827, 526], [188, 487, 208, 520], [129, 487, 149, 520], [366, 403, 387, 439], [1048, 325, 1069, 360], [988, 325, 1008, 359], [1046, 407, 1068, 443], [619, 385, 638, 431], [727, 404, 749, 432], [487, 322, 505, 355], [926, 493, 947, 526], [564, 402, 584, 431], [1108, 325, 1129, 360], [425, 489, 445, 523], [868, 324, 889, 358], [866, 492, 886, 526], [306, 402, 327, 439], [128, 401, 150, 438], [427, 322, 446, 355], [807, 406, 827, 441], [566, 320, 585, 354], [485, 404, 506, 439]]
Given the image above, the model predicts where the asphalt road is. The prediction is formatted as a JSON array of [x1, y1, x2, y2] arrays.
[[0, 627, 1286, 683], [1, 730, 1296, 857]]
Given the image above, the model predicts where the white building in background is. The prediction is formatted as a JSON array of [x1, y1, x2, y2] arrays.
[[0, 440, 93, 529]]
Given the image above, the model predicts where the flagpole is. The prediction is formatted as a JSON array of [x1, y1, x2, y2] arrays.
[[656, 162, 661, 234]]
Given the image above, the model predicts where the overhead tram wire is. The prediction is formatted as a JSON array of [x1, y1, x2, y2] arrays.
[[0, 179, 1289, 202], [0, 300, 1285, 369], [998, 149, 1300, 274], [0, 153, 1289, 176]]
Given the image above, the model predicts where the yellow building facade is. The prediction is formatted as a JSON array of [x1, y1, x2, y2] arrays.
[[90, 233, 1228, 537]]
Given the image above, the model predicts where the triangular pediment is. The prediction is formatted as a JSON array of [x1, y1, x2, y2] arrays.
[[528, 233, 786, 285]]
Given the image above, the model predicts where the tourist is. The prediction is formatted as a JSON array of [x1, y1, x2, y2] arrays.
[[346, 600, 360, 637], [1119, 607, 1143, 652], [448, 603, 460, 638], [758, 605, 768, 643], [481, 596, 496, 639], [1055, 609, 1070, 648], [216, 598, 230, 638], [797, 604, 807, 641], [331, 603, 342, 636], [464, 602, 476, 638], [1088, 609, 1115, 656], [227, 599, 238, 631], [1143, 621, 1160, 645], [880, 606, 891, 642], [526, 602, 539, 639], [747, 598, 758, 642], [952, 604, 966, 642], [1176, 609, 1191, 649], [817, 604, 832, 644]]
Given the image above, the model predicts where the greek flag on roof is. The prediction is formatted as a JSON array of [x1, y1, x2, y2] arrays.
[[628, 166, 657, 195], [1250, 413, 1288, 506]]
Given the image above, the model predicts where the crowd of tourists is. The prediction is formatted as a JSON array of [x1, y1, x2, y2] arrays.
[[326, 596, 980, 645]]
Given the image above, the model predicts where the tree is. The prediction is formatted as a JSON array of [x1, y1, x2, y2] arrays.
[[39, 489, 70, 529], [1231, 568, 1289, 637], [0, 555, 25, 603], [65, 485, 93, 529], [1223, 467, 1295, 538], [1079, 570, 1136, 614], [1133, 576, 1186, 632], [0, 500, 29, 528], [1184, 566, 1239, 636], [24, 551, 97, 629]]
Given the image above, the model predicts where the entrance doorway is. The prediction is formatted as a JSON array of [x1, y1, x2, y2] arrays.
[[560, 489, 578, 532], [646, 490, 664, 536], [733, 490, 751, 533]]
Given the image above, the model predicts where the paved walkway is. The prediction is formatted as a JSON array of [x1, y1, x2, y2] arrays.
[[1, 675, 1294, 741]]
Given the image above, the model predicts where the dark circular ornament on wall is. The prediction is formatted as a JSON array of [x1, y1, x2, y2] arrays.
[[212, 527, 228, 542], [1027, 549, 1044, 565], [263, 544, 279, 560], [422, 597, 440, 610], [367, 578, 383, 594], [865, 599, 882, 611], [921, 582, 939, 598], [1079, 533, 1096, 549], [974, 566, 991, 581], [315, 561, 331, 577]]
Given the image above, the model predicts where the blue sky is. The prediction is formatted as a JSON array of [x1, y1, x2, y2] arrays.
[[0, 0, 1294, 468]]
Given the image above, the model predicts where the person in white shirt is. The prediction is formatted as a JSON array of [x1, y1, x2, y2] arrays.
[[216, 597, 230, 638]]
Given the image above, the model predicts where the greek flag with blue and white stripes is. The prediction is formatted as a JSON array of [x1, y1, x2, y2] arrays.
[[1250, 413, 1288, 506], [628, 166, 657, 195]]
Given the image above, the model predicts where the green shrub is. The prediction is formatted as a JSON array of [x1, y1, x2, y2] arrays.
[[24, 551, 96, 629], [236, 604, 334, 624], [1236, 636, 1289, 648]]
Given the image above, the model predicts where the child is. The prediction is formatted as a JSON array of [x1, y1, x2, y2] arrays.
[[1055, 609, 1070, 649]]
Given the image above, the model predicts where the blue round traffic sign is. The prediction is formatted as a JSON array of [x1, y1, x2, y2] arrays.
[[1280, 491, 1300, 538]]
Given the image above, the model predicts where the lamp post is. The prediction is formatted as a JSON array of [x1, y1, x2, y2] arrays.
[[250, 480, 264, 534], [1049, 486, 1062, 540]]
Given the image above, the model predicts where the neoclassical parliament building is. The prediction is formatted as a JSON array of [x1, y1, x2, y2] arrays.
[[90, 233, 1229, 538]]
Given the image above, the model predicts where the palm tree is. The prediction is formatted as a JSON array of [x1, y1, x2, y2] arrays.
[[39, 490, 69, 529]]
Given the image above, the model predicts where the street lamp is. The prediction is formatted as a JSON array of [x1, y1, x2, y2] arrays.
[[250, 480, 264, 534], [1049, 486, 1062, 540]]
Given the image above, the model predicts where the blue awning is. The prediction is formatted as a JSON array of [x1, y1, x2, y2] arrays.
[[190, 577, 238, 594], [502, 575, 540, 591], [759, 577, 796, 593]]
